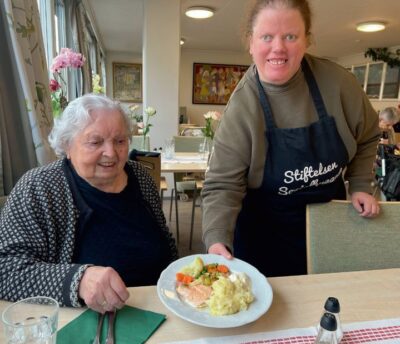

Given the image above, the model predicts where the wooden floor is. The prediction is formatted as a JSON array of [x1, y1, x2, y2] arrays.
[[162, 196, 206, 258]]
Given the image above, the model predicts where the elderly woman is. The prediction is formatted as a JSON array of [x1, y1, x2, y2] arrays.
[[0, 94, 177, 313]]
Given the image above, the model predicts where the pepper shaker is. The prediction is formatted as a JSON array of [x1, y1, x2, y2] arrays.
[[315, 312, 338, 344], [322, 297, 343, 342]]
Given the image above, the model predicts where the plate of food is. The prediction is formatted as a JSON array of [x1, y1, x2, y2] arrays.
[[157, 254, 273, 328]]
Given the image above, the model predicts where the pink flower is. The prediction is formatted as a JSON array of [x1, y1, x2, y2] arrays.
[[49, 79, 61, 92], [50, 48, 86, 73]]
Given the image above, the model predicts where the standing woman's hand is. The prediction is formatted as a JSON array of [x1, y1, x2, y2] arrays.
[[351, 192, 380, 218], [208, 243, 233, 259], [78, 266, 130, 313]]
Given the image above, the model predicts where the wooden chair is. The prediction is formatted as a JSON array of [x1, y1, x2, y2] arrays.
[[306, 200, 400, 274], [128, 150, 168, 202]]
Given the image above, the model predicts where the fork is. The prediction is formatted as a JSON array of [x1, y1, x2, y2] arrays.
[[93, 312, 105, 344], [105, 310, 116, 344]]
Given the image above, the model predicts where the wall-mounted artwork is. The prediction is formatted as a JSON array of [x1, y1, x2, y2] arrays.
[[113, 62, 142, 102], [192, 62, 249, 105]]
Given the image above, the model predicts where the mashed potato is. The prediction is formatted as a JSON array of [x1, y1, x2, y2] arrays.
[[207, 273, 254, 316]]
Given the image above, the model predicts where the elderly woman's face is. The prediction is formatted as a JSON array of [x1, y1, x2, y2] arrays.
[[66, 109, 129, 191], [249, 6, 308, 85]]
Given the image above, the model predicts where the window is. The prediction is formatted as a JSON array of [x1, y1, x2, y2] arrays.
[[350, 62, 400, 100], [353, 65, 366, 88], [383, 65, 400, 98], [366, 63, 383, 99], [36, 0, 55, 68]]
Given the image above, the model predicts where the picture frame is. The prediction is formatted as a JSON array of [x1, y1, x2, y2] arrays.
[[112, 62, 142, 102], [192, 62, 249, 105]]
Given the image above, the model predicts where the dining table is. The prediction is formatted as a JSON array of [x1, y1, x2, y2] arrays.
[[1, 268, 399, 343], [161, 152, 208, 243]]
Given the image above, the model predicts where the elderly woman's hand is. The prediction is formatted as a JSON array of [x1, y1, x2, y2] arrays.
[[78, 266, 130, 313], [351, 192, 380, 218]]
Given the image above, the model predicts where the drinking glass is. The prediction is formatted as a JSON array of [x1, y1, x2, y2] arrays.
[[164, 139, 175, 160], [2, 296, 59, 344]]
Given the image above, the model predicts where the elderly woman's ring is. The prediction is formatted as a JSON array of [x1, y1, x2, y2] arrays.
[[101, 300, 107, 307]]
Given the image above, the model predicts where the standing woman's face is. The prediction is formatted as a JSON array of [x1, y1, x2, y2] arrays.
[[249, 6, 308, 85]]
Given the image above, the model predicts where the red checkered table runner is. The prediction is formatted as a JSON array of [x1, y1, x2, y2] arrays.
[[239, 322, 400, 344], [163, 318, 400, 344]]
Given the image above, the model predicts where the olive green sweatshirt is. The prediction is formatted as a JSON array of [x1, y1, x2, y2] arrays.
[[202, 54, 380, 251]]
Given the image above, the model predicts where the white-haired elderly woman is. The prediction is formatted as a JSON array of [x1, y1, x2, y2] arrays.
[[0, 93, 177, 313], [378, 106, 400, 145]]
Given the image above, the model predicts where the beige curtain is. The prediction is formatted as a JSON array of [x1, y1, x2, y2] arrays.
[[3, 0, 56, 166]]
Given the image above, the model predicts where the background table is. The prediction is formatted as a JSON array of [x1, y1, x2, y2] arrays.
[[1, 268, 399, 343]]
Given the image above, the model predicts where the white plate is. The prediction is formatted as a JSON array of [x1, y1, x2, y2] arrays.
[[157, 254, 273, 328]]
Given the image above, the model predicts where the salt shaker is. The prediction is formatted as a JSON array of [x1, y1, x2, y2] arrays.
[[323, 297, 343, 342], [315, 312, 338, 344]]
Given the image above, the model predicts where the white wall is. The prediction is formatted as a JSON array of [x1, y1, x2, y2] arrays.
[[179, 49, 252, 125]]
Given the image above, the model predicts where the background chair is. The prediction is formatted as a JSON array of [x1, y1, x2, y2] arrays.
[[128, 150, 168, 202], [170, 136, 205, 249], [0, 196, 7, 210], [306, 200, 400, 274], [173, 136, 205, 152]]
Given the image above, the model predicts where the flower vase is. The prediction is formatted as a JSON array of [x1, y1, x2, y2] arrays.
[[202, 137, 213, 160], [141, 135, 150, 151]]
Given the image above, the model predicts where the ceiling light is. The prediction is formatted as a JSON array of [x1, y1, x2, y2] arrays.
[[180, 38, 185, 46], [185, 6, 214, 19], [356, 21, 386, 32]]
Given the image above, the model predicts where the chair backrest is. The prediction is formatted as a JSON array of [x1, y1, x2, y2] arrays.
[[306, 200, 400, 274], [129, 150, 161, 190], [0, 196, 7, 210], [173, 136, 205, 153]]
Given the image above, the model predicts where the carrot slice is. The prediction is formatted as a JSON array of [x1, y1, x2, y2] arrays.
[[176, 272, 185, 282], [182, 275, 194, 284], [217, 264, 229, 273]]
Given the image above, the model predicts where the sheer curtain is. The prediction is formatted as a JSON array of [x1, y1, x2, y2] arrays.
[[0, 0, 56, 194]]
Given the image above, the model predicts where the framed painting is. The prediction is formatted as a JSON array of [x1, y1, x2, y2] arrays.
[[112, 62, 142, 102], [192, 62, 249, 105]]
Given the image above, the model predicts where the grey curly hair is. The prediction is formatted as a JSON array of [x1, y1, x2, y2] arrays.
[[48, 93, 132, 157]]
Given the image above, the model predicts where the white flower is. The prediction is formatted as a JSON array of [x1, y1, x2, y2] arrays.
[[204, 111, 222, 121], [145, 107, 157, 116]]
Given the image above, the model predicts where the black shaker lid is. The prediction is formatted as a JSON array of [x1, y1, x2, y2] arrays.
[[324, 297, 340, 313], [320, 312, 337, 331]]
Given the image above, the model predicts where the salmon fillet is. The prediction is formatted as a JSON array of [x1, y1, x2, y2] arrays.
[[176, 284, 213, 308]]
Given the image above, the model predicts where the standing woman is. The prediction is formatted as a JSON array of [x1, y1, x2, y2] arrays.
[[202, 0, 380, 277]]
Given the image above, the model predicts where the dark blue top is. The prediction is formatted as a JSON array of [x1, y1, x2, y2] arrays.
[[69, 161, 172, 286]]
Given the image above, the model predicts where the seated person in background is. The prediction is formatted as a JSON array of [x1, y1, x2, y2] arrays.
[[0, 94, 177, 313], [379, 106, 400, 145]]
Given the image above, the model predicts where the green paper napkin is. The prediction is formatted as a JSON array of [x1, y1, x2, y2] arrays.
[[57, 305, 166, 344]]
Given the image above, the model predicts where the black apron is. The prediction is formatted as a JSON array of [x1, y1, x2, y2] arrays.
[[234, 59, 349, 277]]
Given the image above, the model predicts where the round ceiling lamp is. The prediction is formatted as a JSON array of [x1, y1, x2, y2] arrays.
[[185, 6, 215, 19], [356, 21, 386, 32]]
